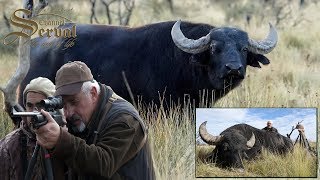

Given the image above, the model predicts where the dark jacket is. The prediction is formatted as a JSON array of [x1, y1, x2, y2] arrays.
[[0, 122, 45, 180], [262, 126, 278, 133], [52, 84, 155, 179]]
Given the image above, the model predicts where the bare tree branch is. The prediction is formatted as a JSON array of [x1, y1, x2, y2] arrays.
[[1, 0, 47, 111], [33, 0, 48, 16], [3, 12, 11, 31], [122, 0, 134, 25], [118, 0, 122, 24], [23, 0, 33, 18], [99, 0, 135, 25], [101, 0, 117, 24], [90, 0, 100, 24]]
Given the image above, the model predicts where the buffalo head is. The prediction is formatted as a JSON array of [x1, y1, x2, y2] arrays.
[[199, 121, 256, 170], [171, 20, 277, 90]]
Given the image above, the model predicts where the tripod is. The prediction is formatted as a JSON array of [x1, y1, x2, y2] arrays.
[[24, 144, 54, 180], [287, 121, 315, 155], [293, 129, 311, 150], [293, 125, 316, 156]]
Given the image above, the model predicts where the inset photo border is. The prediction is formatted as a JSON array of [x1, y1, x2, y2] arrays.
[[195, 108, 318, 178]]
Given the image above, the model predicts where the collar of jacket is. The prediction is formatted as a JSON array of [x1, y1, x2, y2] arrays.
[[85, 83, 113, 143], [21, 120, 36, 140]]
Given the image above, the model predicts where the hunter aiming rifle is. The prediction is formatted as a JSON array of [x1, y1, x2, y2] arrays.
[[12, 96, 64, 180]]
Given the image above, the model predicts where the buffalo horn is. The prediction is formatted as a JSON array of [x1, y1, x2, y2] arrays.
[[199, 121, 223, 145], [246, 133, 256, 149], [248, 23, 278, 54], [171, 20, 211, 54]]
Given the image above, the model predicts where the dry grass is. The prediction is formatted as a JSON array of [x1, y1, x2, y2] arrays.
[[137, 100, 195, 179], [196, 145, 317, 177], [0, 53, 19, 137]]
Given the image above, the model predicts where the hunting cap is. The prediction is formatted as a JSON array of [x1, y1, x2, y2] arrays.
[[55, 61, 93, 96], [23, 77, 55, 106]]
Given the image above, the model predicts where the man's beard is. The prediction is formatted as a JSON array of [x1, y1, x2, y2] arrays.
[[72, 121, 86, 133], [67, 114, 87, 134]]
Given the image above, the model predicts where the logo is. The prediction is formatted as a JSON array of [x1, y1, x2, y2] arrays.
[[3, 8, 77, 50]]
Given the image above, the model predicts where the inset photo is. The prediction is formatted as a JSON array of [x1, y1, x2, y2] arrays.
[[196, 108, 317, 178]]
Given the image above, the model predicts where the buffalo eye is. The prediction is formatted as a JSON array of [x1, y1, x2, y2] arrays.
[[241, 46, 248, 53], [222, 143, 229, 151], [210, 43, 222, 54]]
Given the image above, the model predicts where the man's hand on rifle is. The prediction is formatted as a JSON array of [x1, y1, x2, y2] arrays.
[[34, 109, 61, 149]]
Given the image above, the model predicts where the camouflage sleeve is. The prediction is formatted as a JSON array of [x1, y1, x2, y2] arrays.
[[0, 129, 25, 180], [0, 138, 12, 180]]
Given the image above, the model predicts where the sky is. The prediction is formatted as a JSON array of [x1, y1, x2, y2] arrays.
[[196, 108, 317, 142]]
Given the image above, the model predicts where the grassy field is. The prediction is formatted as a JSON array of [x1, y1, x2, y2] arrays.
[[196, 145, 317, 177], [137, 100, 195, 179], [0, 0, 319, 179]]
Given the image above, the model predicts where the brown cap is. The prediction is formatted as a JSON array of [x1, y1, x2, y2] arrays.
[[55, 61, 93, 96]]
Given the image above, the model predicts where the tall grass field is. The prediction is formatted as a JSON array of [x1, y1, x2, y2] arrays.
[[196, 145, 317, 177], [0, 0, 319, 179]]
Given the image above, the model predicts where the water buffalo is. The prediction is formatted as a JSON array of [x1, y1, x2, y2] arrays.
[[19, 20, 277, 107], [199, 121, 293, 170]]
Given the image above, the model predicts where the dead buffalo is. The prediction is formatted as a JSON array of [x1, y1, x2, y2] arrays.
[[199, 121, 293, 170]]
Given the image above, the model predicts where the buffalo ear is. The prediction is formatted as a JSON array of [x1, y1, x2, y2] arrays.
[[247, 52, 270, 68]]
